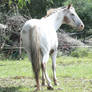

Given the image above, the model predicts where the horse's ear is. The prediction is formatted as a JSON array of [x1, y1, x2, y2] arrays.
[[67, 4, 72, 9]]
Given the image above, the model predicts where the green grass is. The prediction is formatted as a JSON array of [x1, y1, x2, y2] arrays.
[[0, 56, 92, 92]]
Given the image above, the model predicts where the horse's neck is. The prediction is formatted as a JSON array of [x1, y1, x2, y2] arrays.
[[45, 10, 64, 31]]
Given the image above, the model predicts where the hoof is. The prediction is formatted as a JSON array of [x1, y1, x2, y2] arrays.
[[47, 85, 54, 90], [54, 79, 59, 86], [54, 82, 59, 86]]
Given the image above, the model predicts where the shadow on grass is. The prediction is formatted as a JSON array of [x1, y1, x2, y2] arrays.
[[0, 86, 22, 92], [0, 64, 6, 66]]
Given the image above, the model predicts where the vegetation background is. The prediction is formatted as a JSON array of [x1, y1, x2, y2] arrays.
[[0, 0, 92, 59], [0, 0, 92, 92]]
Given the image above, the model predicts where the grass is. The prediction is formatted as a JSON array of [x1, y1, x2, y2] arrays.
[[0, 56, 92, 92]]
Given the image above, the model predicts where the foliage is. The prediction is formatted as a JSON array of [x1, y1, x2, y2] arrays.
[[70, 48, 92, 58], [0, 0, 92, 59]]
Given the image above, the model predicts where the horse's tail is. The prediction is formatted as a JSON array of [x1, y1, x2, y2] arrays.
[[29, 26, 41, 84]]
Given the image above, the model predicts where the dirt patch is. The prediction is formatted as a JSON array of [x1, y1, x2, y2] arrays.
[[0, 77, 34, 88]]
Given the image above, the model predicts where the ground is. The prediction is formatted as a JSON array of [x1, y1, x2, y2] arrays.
[[0, 56, 92, 92]]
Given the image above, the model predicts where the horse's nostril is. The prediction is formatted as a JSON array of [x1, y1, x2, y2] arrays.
[[81, 25, 83, 28], [80, 24, 84, 30], [79, 24, 84, 30]]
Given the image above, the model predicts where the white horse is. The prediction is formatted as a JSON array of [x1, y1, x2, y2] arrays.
[[21, 4, 84, 91]]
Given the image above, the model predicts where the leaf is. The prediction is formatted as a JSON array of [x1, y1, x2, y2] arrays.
[[9, 0, 12, 6]]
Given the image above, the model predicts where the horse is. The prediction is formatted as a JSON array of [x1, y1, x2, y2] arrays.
[[21, 4, 84, 91]]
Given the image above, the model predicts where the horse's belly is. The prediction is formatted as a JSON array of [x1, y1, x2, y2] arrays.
[[49, 34, 58, 50]]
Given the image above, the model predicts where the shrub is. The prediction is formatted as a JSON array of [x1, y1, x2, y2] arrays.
[[70, 48, 89, 58]]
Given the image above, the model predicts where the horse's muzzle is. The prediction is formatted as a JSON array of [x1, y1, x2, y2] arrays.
[[78, 24, 84, 31]]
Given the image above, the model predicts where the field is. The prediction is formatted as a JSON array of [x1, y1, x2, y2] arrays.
[[0, 56, 92, 92]]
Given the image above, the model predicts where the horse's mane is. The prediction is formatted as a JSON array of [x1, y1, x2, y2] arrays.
[[46, 8, 57, 17], [44, 6, 66, 18]]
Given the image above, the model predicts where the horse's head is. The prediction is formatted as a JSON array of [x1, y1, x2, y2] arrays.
[[63, 4, 84, 30]]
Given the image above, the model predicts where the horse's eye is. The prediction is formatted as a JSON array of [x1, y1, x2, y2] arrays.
[[71, 13, 74, 16]]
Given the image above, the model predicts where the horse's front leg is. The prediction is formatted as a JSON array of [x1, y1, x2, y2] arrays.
[[51, 51, 58, 85]]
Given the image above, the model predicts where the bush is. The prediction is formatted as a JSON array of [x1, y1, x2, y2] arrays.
[[70, 48, 89, 58]]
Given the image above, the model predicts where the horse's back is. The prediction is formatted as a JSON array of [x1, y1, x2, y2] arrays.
[[23, 19, 40, 30], [21, 19, 58, 53]]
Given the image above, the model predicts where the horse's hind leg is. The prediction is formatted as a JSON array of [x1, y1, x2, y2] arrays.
[[51, 51, 58, 85], [42, 52, 53, 90], [41, 63, 46, 86]]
